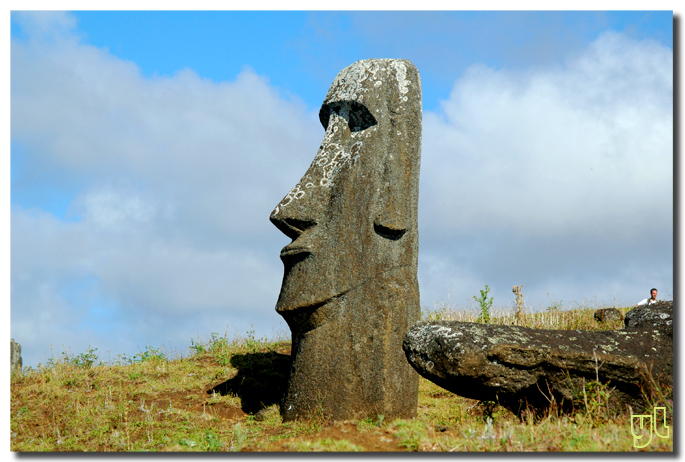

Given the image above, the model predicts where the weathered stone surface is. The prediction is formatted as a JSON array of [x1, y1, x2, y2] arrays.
[[594, 308, 624, 323], [11, 339, 22, 376], [624, 301, 672, 329], [403, 302, 673, 414], [270, 59, 422, 421]]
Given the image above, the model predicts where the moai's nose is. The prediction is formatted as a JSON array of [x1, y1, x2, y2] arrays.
[[270, 209, 317, 241], [270, 180, 319, 241]]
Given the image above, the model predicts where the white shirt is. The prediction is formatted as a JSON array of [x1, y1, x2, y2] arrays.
[[637, 298, 657, 306]]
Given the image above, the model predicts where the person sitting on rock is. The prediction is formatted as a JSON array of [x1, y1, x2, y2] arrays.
[[636, 288, 658, 307]]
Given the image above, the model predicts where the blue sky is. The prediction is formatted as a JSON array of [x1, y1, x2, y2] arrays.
[[61, 11, 673, 112], [9, 10, 674, 368]]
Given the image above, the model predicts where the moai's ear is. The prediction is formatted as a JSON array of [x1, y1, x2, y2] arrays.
[[372, 60, 421, 242], [373, 150, 412, 241]]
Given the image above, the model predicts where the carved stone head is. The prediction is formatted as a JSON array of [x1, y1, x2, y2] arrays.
[[269, 58, 422, 421], [270, 59, 422, 324]]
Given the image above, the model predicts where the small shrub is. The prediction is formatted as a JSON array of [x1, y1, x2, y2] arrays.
[[474, 285, 494, 323], [52, 347, 100, 369], [133, 345, 167, 363], [69, 348, 100, 368]]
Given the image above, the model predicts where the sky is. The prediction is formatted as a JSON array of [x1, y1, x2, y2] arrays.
[[8, 10, 674, 368]]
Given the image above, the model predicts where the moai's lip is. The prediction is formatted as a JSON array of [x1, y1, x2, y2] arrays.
[[279, 244, 312, 261]]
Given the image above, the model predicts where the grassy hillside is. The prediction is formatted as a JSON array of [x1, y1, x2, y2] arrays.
[[10, 304, 673, 452]]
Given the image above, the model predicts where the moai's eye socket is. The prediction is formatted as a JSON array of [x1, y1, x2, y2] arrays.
[[373, 222, 407, 241], [319, 101, 378, 132]]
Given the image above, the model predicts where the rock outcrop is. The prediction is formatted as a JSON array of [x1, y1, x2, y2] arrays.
[[270, 59, 422, 421], [403, 302, 672, 414]]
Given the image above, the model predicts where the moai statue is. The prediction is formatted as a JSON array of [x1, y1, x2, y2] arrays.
[[11, 338, 22, 376], [270, 59, 422, 421]]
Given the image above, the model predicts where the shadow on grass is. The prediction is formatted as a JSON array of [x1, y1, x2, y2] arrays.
[[206, 351, 292, 414]]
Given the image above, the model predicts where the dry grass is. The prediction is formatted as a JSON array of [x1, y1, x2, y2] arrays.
[[423, 299, 630, 330], [11, 303, 672, 452]]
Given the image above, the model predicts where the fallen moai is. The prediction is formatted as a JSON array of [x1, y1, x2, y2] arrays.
[[270, 59, 422, 421], [594, 307, 624, 323], [403, 301, 673, 414]]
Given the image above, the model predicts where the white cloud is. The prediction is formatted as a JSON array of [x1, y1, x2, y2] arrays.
[[79, 189, 156, 228], [11, 13, 317, 366], [422, 32, 671, 236], [419, 31, 672, 310]]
